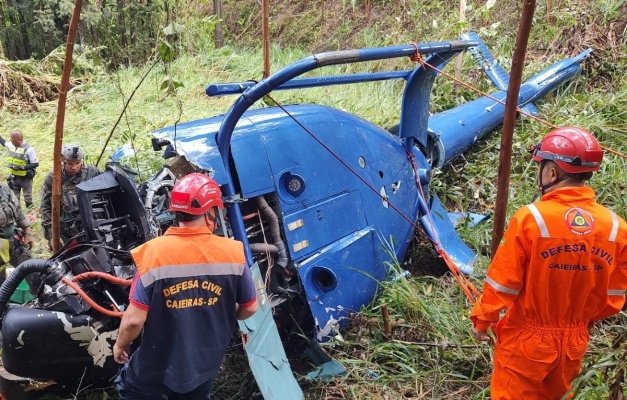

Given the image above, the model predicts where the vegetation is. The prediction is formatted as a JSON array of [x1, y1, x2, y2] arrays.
[[1, 0, 626, 399]]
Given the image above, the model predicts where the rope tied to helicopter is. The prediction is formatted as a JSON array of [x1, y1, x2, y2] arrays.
[[406, 150, 481, 304], [261, 45, 625, 306], [407, 48, 627, 160], [265, 91, 482, 304]]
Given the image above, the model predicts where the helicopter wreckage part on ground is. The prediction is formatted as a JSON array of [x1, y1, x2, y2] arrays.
[[448, 212, 492, 228], [238, 262, 305, 399], [152, 39, 590, 335], [303, 338, 348, 381], [0, 167, 148, 399], [429, 37, 592, 167]]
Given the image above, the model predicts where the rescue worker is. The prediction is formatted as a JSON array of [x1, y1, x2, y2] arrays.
[[40, 144, 101, 248], [113, 173, 258, 400], [0, 130, 39, 208], [470, 127, 627, 399], [0, 181, 33, 282]]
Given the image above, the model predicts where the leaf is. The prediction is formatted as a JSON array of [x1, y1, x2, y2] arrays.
[[158, 41, 175, 62], [163, 23, 175, 36], [160, 75, 172, 91], [163, 22, 185, 36]]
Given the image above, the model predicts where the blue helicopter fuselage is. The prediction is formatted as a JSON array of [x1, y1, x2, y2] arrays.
[[146, 35, 591, 399], [153, 105, 422, 331]]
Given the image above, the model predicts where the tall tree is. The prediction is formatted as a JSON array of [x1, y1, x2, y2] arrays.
[[117, 0, 127, 57]]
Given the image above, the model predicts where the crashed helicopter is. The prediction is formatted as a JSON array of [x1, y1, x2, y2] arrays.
[[0, 33, 591, 399]]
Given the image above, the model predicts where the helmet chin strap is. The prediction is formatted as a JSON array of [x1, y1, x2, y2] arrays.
[[538, 162, 570, 195], [204, 208, 221, 232]]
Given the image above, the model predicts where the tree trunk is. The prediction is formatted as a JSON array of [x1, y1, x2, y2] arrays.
[[117, 0, 127, 58], [89, 23, 99, 47], [16, 1, 32, 59], [0, 0, 5, 58], [78, 20, 87, 47]]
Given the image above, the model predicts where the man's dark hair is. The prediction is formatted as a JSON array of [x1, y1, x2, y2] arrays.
[[569, 171, 594, 181], [174, 212, 203, 222], [544, 160, 594, 182]]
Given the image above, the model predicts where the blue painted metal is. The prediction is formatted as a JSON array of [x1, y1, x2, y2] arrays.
[[448, 211, 492, 228], [421, 197, 476, 274], [428, 45, 591, 168], [239, 262, 304, 399], [399, 51, 458, 150], [206, 71, 413, 96], [463, 32, 511, 91], [150, 33, 590, 398]]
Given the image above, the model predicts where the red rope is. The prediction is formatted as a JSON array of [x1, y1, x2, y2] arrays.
[[410, 51, 627, 160], [267, 91, 482, 304], [407, 151, 481, 303]]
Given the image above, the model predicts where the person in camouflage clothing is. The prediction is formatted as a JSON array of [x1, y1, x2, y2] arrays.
[[41, 144, 101, 248], [0, 181, 32, 282]]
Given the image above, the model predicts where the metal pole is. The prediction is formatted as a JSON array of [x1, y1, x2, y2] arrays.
[[52, 0, 83, 253], [213, 0, 223, 48], [262, 0, 270, 78], [490, 0, 536, 258]]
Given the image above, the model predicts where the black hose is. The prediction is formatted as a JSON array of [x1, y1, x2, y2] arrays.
[[0, 259, 51, 318], [250, 242, 279, 255], [256, 197, 290, 268]]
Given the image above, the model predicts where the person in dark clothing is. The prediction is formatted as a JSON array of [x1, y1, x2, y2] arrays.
[[40, 144, 101, 247], [0, 130, 39, 208], [113, 173, 258, 400]]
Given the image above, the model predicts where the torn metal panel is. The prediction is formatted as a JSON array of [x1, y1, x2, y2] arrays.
[[239, 262, 303, 400]]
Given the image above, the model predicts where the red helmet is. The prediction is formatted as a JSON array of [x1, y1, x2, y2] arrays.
[[532, 127, 603, 173], [168, 173, 224, 215]]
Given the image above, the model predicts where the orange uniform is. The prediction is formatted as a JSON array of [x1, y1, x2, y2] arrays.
[[470, 186, 627, 399]]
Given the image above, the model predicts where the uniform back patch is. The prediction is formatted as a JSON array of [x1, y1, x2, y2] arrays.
[[564, 207, 595, 236]]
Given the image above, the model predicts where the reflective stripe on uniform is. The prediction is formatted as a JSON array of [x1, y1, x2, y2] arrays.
[[8, 146, 28, 177], [140, 262, 245, 287], [608, 289, 626, 296], [527, 204, 550, 238], [609, 211, 619, 242], [486, 275, 520, 295], [0, 238, 9, 265]]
